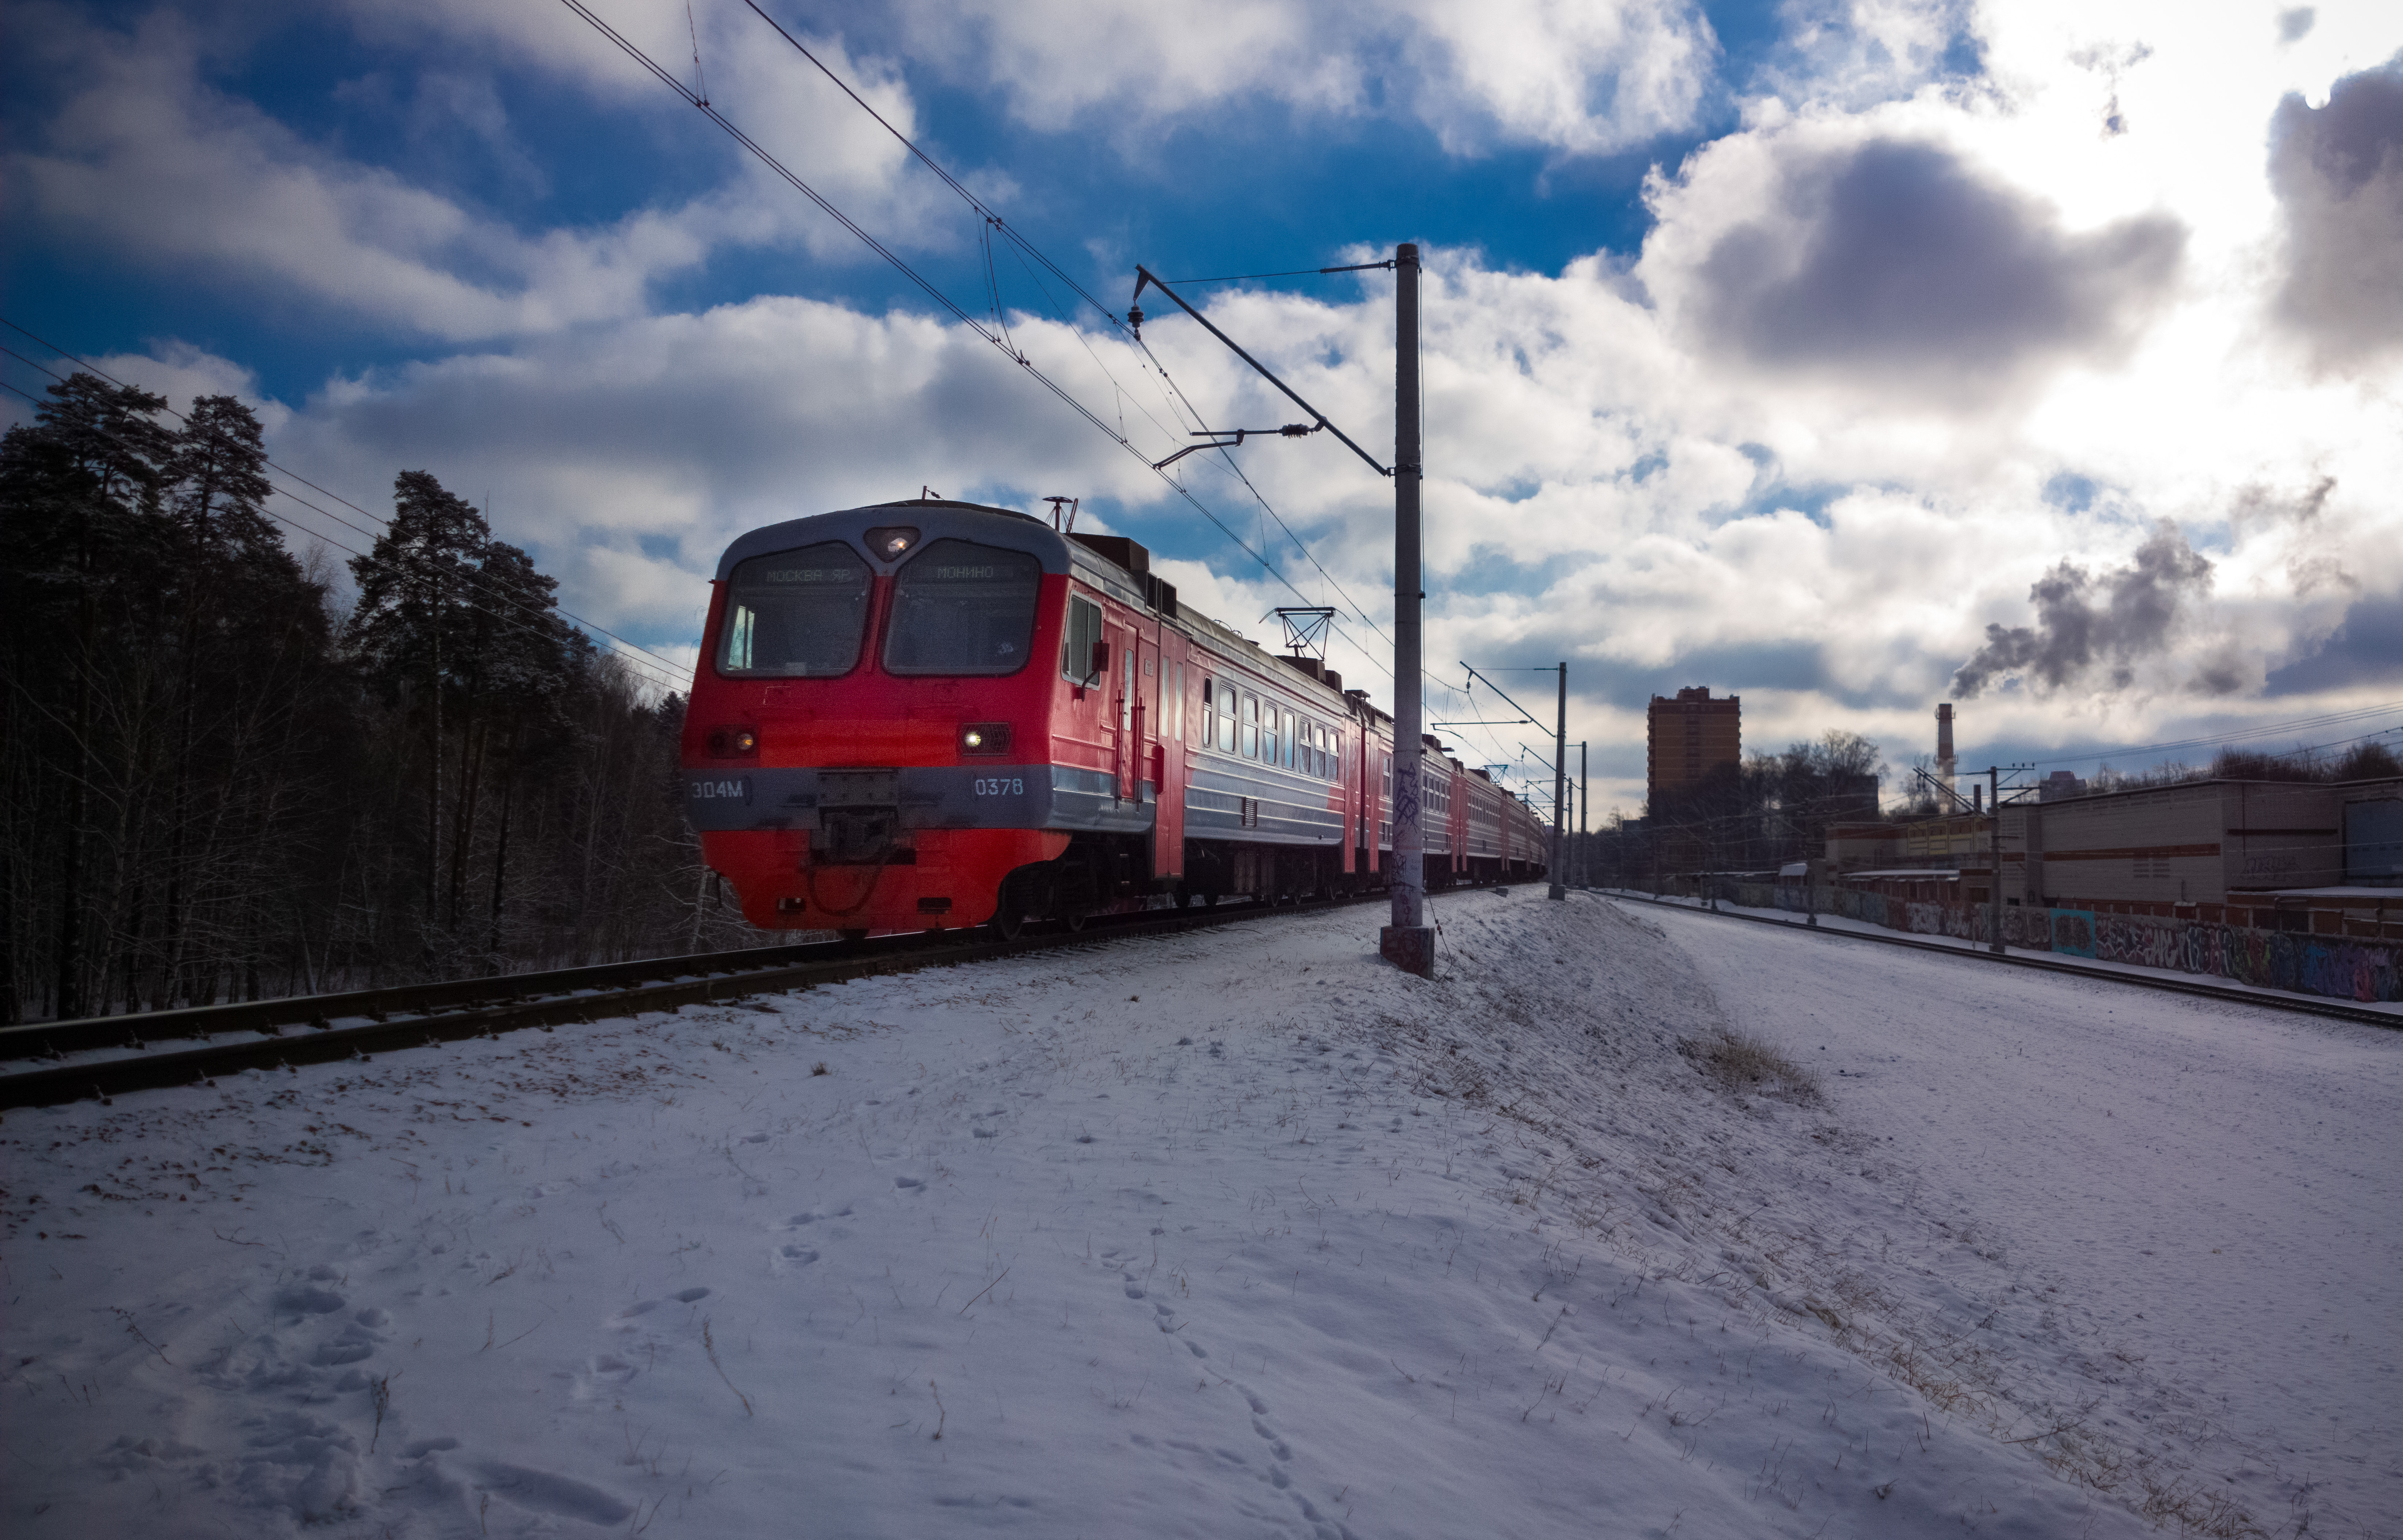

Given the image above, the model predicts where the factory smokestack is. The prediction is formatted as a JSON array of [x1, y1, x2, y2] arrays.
[[1936, 702, 1957, 804]]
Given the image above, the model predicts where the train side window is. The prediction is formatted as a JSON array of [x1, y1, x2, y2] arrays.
[[1262, 704, 1279, 766], [1280, 710, 1294, 769], [1220, 682, 1237, 753], [1241, 694, 1259, 759], [1061, 594, 1103, 683], [1174, 662, 1186, 740], [717, 542, 873, 678]]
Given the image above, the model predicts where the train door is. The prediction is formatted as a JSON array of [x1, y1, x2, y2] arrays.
[[1134, 632, 1159, 802], [1106, 615, 1135, 802], [1152, 634, 1185, 877], [1338, 721, 1357, 873]]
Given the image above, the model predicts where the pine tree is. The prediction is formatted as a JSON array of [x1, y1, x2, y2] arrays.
[[0, 374, 178, 1018], [159, 395, 281, 1001], [346, 471, 493, 948]]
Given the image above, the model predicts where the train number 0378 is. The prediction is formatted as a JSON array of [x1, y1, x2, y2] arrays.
[[972, 777, 1024, 797]]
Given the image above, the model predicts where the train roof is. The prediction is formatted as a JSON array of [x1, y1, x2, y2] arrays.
[[715, 498, 1051, 580]]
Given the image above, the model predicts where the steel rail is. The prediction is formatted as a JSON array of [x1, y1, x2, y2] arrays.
[[0, 887, 1451, 1111], [1594, 889, 2403, 1031]]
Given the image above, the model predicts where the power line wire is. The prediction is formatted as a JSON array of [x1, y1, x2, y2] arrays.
[[703, 2, 1478, 720], [0, 324, 691, 686], [558, 0, 1404, 665], [1161, 263, 1397, 286], [0, 376, 690, 694]]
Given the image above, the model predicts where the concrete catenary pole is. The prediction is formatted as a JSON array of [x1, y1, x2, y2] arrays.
[[1989, 766, 2004, 954], [1380, 243, 1433, 975], [1578, 739, 1588, 889], [1548, 663, 1568, 899]]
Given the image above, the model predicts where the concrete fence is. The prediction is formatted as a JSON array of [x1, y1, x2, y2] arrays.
[[1740, 883, 2403, 1005]]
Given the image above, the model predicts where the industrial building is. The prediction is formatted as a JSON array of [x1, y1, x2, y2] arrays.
[[1998, 774, 2403, 912], [1822, 774, 2403, 938]]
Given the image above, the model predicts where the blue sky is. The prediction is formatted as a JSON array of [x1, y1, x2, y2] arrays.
[[6, 0, 2402, 811]]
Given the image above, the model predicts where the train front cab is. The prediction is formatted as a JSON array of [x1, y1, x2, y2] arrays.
[[682, 500, 1165, 936]]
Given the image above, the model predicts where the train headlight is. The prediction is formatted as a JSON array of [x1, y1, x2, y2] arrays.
[[707, 726, 760, 757], [865, 525, 920, 561], [959, 722, 1012, 755]]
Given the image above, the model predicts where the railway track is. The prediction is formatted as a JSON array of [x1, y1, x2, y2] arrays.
[[1597, 889, 2403, 1031], [0, 890, 1401, 1112]]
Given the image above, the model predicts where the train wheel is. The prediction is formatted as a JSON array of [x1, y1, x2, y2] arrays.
[[989, 872, 1028, 942], [1202, 892, 1220, 909]]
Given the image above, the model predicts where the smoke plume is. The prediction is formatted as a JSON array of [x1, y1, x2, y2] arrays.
[[2270, 54, 2403, 370], [1952, 521, 2214, 697]]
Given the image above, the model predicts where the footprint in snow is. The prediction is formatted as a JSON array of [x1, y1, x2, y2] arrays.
[[771, 1244, 820, 1275], [309, 1330, 377, 1367], [470, 1461, 634, 1526], [673, 1287, 710, 1303], [571, 1355, 639, 1402], [272, 1284, 346, 1317], [894, 1176, 925, 1190]]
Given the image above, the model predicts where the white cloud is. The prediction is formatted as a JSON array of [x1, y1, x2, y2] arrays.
[[877, 0, 1715, 155], [7, 4, 958, 344]]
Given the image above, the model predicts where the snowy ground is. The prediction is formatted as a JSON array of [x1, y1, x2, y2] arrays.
[[3, 893, 2393, 1538], [1643, 901, 2403, 1537]]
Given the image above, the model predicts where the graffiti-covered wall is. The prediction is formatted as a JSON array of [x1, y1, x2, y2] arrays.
[[1747, 884, 2402, 1004]]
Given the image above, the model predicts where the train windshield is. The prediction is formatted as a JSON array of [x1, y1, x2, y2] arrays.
[[883, 539, 1042, 676], [717, 543, 872, 677]]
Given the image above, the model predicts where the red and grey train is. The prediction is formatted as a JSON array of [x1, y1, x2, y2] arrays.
[[681, 498, 1549, 938]]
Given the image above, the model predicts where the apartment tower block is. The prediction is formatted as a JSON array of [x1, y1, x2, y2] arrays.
[[1647, 686, 1741, 811]]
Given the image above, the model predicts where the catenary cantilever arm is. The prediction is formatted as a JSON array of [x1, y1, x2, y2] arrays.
[[1132, 266, 1391, 478]]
